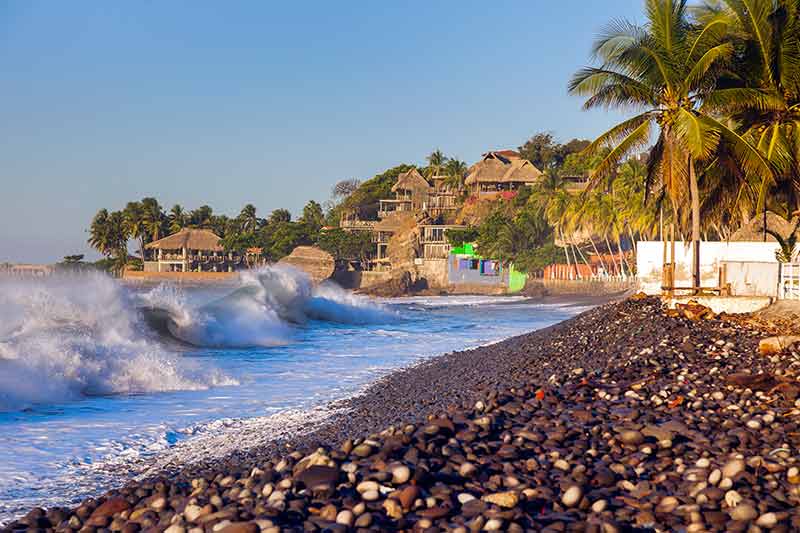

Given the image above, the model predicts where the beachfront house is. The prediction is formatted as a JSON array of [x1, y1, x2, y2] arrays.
[[426, 175, 461, 218], [447, 242, 527, 293], [419, 224, 466, 259], [144, 228, 239, 272], [378, 168, 432, 218], [464, 150, 542, 197]]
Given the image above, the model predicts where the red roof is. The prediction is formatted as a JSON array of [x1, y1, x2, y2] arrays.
[[482, 149, 522, 160]]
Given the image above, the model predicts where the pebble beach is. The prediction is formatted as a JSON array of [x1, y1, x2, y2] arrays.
[[5, 295, 800, 532]]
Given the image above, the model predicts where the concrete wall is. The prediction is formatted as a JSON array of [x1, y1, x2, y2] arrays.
[[416, 259, 448, 289], [720, 261, 780, 297], [537, 279, 637, 296], [637, 241, 780, 295], [448, 255, 509, 287], [123, 270, 237, 284]]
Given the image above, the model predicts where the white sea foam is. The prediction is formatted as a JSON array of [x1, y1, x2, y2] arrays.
[[0, 266, 391, 410], [139, 265, 394, 348], [0, 273, 234, 412]]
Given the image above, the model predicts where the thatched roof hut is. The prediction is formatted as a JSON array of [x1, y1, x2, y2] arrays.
[[392, 168, 432, 193], [278, 246, 335, 283], [465, 153, 542, 187], [482, 150, 522, 161], [730, 212, 798, 242], [145, 228, 223, 252]]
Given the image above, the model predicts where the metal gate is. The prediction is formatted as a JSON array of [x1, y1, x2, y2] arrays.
[[780, 263, 800, 299]]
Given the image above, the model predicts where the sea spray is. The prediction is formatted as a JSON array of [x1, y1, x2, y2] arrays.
[[142, 265, 395, 348], [0, 273, 234, 412]]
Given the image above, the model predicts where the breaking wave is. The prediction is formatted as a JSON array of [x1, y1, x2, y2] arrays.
[[140, 265, 393, 348], [0, 273, 234, 412], [0, 266, 390, 412]]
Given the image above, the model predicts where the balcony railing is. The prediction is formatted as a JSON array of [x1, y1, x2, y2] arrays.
[[340, 219, 376, 230]]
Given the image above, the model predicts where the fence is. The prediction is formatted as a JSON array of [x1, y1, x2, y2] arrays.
[[780, 263, 800, 300]]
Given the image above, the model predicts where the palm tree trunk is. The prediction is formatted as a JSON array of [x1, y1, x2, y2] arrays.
[[559, 228, 572, 279], [573, 242, 593, 278], [605, 235, 624, 276], [569, 244, 582, 279], [627, 225, 638, 255], [616, 230, 632, 276], [689, 156, 701, 293], [589, 238, 608, 276]]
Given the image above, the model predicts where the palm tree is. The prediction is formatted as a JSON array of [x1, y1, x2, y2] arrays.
[[88, 209, 128, 274], [140, 197, 164, 242], [443, 158, 468, 190], [123, 201, 147, 261], [238, 204, 259, 233], [169, 205, 187, 234], [697, 0, 800, 217], [190, 205, 213, 228], [569, 0, 772, 290], [269, 208, 291, 224], [528, 168, 566, 214], [88, 209, 113, 256], [425, 149, 448, 178], [766, 217, 800, 262]]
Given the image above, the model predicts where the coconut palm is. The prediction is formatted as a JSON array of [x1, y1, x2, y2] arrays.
[[123, 201, 148, 261], [766, 217, 800, 262], [238, 204, 259, 233], [443, 158, 468, 190], [425, 149, 448, 178], [697, 0, 800, 217], [528, 169, 566, 215], [190, 205, 213, 228], [169, 205, 187, 234], [569, 0, 773, 290], [140, 197, 164, 242], [88, 209, 128, 273], [88, 209, 113, 256]]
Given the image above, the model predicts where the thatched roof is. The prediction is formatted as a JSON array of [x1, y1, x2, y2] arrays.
[[392, 168, 432, 192], [465, 157, 542, 186], [482, 150, 522, 162], [278, 246, 335, 283], [145, 228, 223, 252], [730, 212, 798, 242]]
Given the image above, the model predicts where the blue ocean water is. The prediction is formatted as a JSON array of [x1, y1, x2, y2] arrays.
[[0, 267, 587, 522]]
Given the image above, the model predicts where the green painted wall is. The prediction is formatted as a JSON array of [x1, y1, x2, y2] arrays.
[[508, 265, 527, 293]]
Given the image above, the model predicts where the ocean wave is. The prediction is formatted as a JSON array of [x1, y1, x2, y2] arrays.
[[0, 273, 235, 412], [139, 265, 394, 348]]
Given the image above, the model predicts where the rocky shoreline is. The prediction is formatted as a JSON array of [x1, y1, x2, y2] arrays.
[[6, 296, 800, 532]]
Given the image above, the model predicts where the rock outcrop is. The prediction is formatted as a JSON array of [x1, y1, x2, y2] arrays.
[[278, 246, 335, 284]]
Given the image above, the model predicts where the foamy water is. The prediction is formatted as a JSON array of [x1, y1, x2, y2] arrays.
[[0, 268, 587, 522]]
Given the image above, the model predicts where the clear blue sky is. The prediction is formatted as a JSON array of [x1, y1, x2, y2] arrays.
[[0, 0, 643, 263]]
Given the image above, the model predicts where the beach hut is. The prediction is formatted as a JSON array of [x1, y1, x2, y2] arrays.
[[464, 150, 542, 197], [144, 228, 237, 272], [379, 168, 432, 218]]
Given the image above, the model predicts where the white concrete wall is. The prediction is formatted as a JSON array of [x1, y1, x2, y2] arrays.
[[720, 261, 780, 297], [637, 241, 780, 295]]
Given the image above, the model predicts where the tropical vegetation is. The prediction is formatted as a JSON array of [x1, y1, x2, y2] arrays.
[[88, 0, 800, 279]]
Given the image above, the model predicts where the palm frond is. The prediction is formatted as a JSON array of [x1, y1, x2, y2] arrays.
[[684, 42, 734, 90], [705, 114, 776, 210], [568, 68, 655, 109], [701, 88, 785, 113], [581, 112, 655, 160], [589, 119, 652, 183], [674, 108, 722, 159]]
